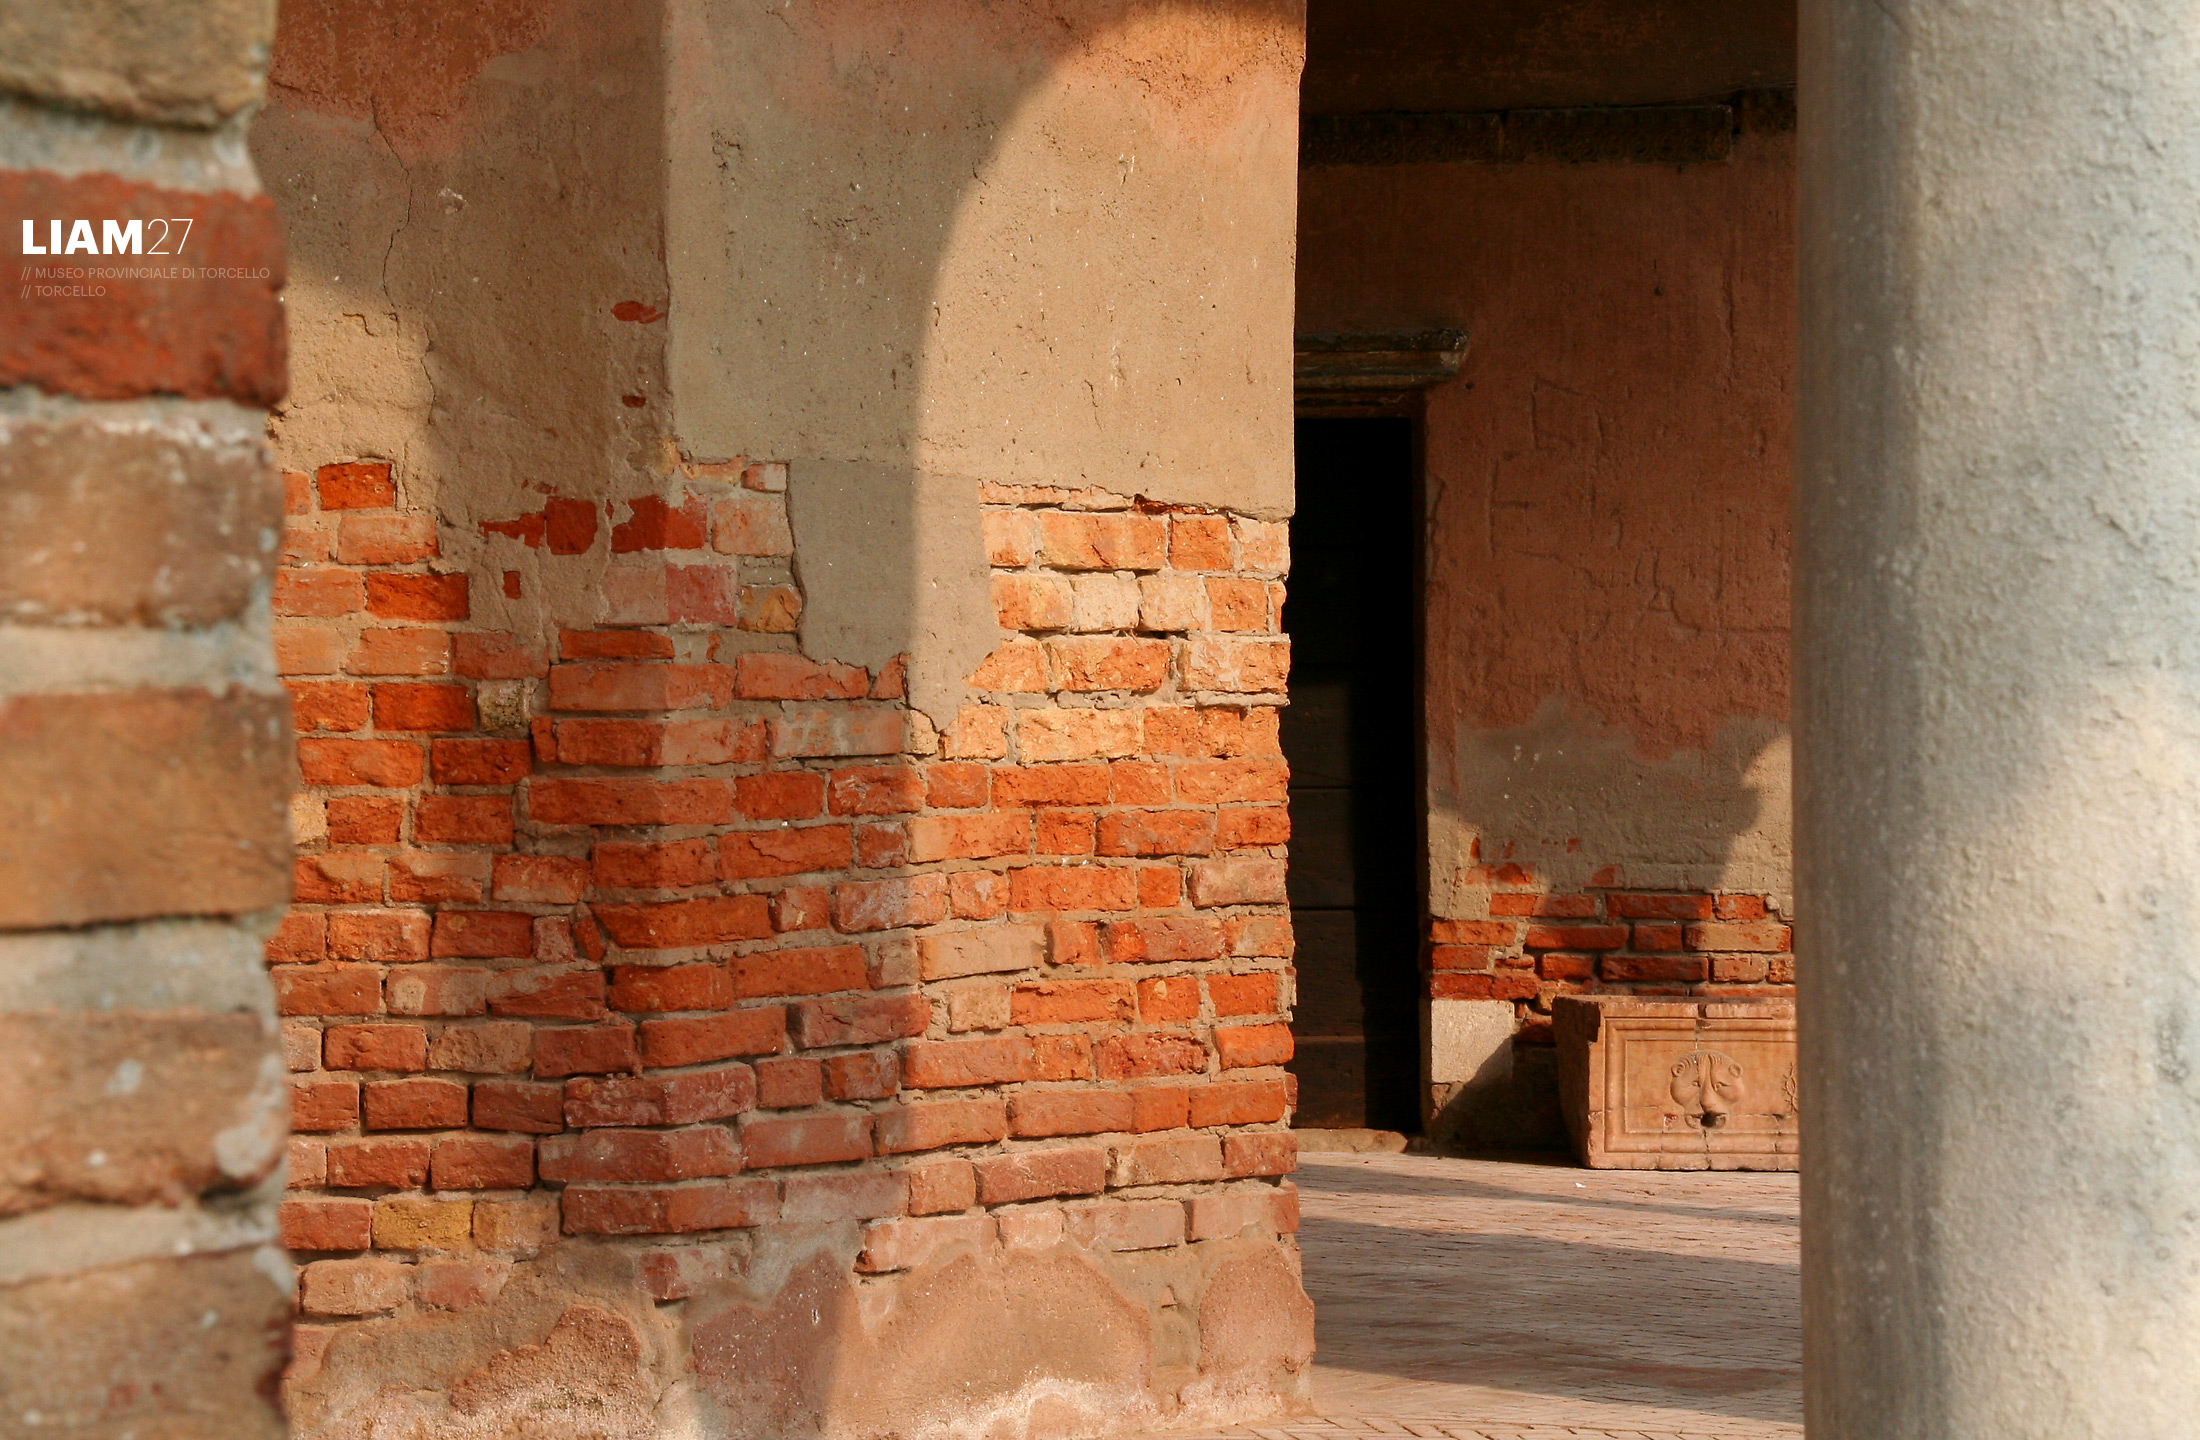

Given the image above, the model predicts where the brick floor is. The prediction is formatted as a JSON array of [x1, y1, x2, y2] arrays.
[[1168, 1152, 1801, 1440]]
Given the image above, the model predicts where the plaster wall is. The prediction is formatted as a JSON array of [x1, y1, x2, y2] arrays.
[[1297, 122, 1796, 1140]]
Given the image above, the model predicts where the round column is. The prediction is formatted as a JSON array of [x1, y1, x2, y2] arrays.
[[1799, 2, 2200, 1433]]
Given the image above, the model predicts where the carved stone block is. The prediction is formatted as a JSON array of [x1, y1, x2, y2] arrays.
[[1553, 996, 1798, 1170]]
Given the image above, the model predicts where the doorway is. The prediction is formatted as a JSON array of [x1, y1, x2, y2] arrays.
[[1283, 415, 1422, 1131]]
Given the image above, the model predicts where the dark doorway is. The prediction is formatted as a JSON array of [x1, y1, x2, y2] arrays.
[[1283, 416, 1421, 1132]]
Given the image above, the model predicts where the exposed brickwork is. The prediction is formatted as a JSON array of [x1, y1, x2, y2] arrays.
[[273, 463, 1298, 1322], [1429, 868, 1793, 1042]]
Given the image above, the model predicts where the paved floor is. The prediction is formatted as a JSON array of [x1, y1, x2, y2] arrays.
[[1180, 1152, 1802, 1440]]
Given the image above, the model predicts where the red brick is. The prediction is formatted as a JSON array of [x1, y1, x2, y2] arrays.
[[593, 838, 716, 890], [1524, 924, 1628, 951], [428, 1134, 534, 1191], [729, 945, 869, 998], [1215, 1022, 1293, 1069], [857, 821, 908, 868], [1186, 857, 1286, 907], [756, 1057, 823, 1109], [471, 1080, 565, 1135], [731, 652, 868, 699], [610, 494, 709, 552], [640, 1009, 787, 1068], [1188, 1078, 1290, 1127], [827, 765, 925, 815], [1103, 916, 1226, 963], [429, 738, 530, 786], [1110, 1134, 1223, 1185], [1684, 921, 1792, 952], [547, 661, 729, 713], [595, 896, 773, 949], [1174, 758, 1289, 805], [1138, 865, 1183, 908], [316, 462, 394, 509], [742, 1111, 872, 1168], [389, 853, 491, 903], [1222, 1131, 1296, 1177], [365, 573, 469, 622], [905, 813, 1032, 863], [1136, 975, 1201, 1023], [325, 1024, 427, 1072], [289, 680, 369, 732], [1600, 954, 1711, 983], [452, 632, 546, 679], [925, 762, 990, 809], [1034, 808, 1094, 856], [1632, 923, 1685, 952], [1009, 1091, 1134, 1138], [562, 1179, 778, 1236], [561, 629, 673, 661], [1097, 1033, 1208, 1079], [831, 875, 948, 932], [266, 911, 327, 965], [491, 855, 589, 904], [1140, 706, 1280, 758], [1207, 973, 1278, 1016], [1036, 513, 1165, 571], [1008, 865, 1138, 914], [274, 568, 364, 618], [272, 963, 382, 1018], [1214, 805, 1290, 850], [539, 1127, 742, 1184], [281, 1197, 373, 1251], [973, 1147, 1106, 1204], [383, 966, 490, 1017], [823, 1049, 899, 1101], [544, 498, 600, 555], [328, 909, 431, 963], [1603, 893, 1716, 920], [299, 738, 425, 789], [719, 824, 853, 880], [487, 967, 607, 1019], [325, 1137, 431, 1189], [1095, 809, 1215, 857], [413, 794, 513, 845], [992, 764, 1112, 808], [1011, 979, 1135, 1025], [1181, 638, 1290, 694], [325, 796, 401, 845], [291, 1076, 359, 1132], [563, 1066, 755, 1127], [1537, 952, 1597, 981], [431, 911, 534, 959], [789, 993, 932, 1049], [1715, 894, 1770, 921], [871, 1099, 1007, 1155], [337, 513, 437, 565], [293, 854, 387, 905], [949, 871, 1009, 921], [534, 1024, 640, 1078], [1132, 1086, 1192, 1132], [531, 777, 733, 827], [1428, 972, 1539, 1001], [1168, 514, 1232, 570], [363, 1078, 469, 1130], [609, 963, 733, 1013], [732, 771, 826, 821], [1048, 636, 1171, 692], [901, 1037, 1035, 1089]]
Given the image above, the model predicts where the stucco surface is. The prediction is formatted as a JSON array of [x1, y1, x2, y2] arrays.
[[1297, 130, 1795, 911], [1799, 0, 2200, 1433]]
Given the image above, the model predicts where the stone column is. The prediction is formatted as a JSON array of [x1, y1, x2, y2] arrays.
[[1799, 2, 2200, 1432], [0, 2, 294, 1434]]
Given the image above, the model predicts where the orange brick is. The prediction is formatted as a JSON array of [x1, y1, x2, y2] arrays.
[[491, 854, 588, 904], [365, 573, 469, 622], [1047, 636, 1171, 692], [823, 1049, 899, 1101], [431, 911, 534, 959], [1036, 512, 1165, 571], [336, 514, 437, 565], [533, 1023, 640, 1078], [1105, 916, 1225, 963], [924, 762, 990, 809], [608, 963, 732, 1013], [1214, 1022, 1293, 1069], [639, 1009, 787, 1068], [905, 813, 1032, 863], [1174, 758, 1289, 805], [1096, 810, 1215, 857], [972, 1147, 1106, 1204], [328, 908, 431, 963], [294, 854, 387, 904], [827, 765, 925, 815], [993, 764, 1112, 808], [280, 1196, 373, 1251], [729, 944, 869, 998], [291, 1076, 359, 1132], [273, 963, 381, 1017], [771, 886, 832, 933], [1007, 865, 1138, 914], [830, 875, 948, 932], [288, 680, 369, 733], [1136, 975, 1200, 1023], [453, 632, 546, 679], [266, 911, 326, 965], [530, 777, 733, 827], [1214, 805, 1289, 850], [861, 819, 909, 867], [1096, 1032, 1207, 1079], [326, 1137, 431, 1188], [318, 461, 394, 509], [1168, 514, 1231, 570], [1008, 1091, 1134, 1138], [274, 568, 364, 617], [1188, 1078, 1289, 1127], [593, 838, 716, 890], [547, 661, 729, 713], [325, 796, 401, 845], [949, 871, 1008, 920], [1208, 972, 1278, 1016]]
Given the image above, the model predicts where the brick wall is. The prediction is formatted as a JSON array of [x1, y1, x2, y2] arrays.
[[269, 460, 1303, 1381]]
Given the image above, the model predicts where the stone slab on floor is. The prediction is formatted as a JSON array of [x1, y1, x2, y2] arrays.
[[1148, 1152, 1800, 1440]]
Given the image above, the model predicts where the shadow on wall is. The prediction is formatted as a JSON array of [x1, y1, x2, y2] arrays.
[[251, 1, 1305, 1437]]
